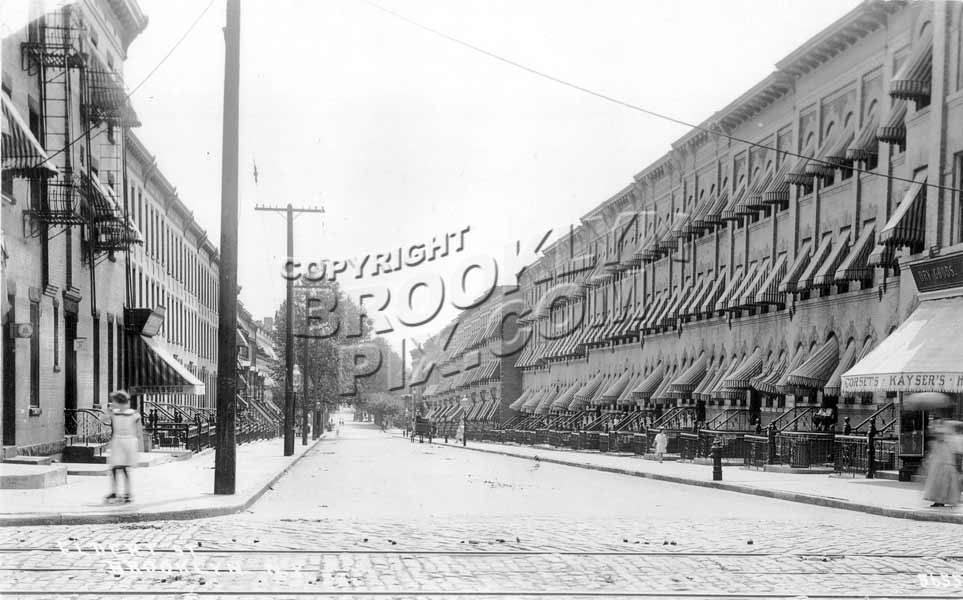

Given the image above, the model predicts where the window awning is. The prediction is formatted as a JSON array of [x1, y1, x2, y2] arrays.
[[786, 336, 839, 390], [876, 100, 907, 145], [548, 380, 577, 410], [723, 347, 764, 389], [692, 359, 721, 401], [571, 372, 605, 410], [700, 272, 728, 316], [847, 113, 879, 162], [509, 389, 531, 411], [823, 127, 856, 170], [535, 385, 560, 414], [617, 374, 642, 405], [890, 29, 933, 102], [812, 230, 851, 287], [2, 93, 58, 179], [679, 277, 708, 318], [785, 142, 817, 185], [668, 211, 690, 242], [127, 334, 205, 395], [641, 294, 666, 331], [715, 265, 745, 312], [721, 184, 747, 222], [669, 353, 707, 396], [751, 350, 787, 395], [734, 259, 768, 310], [711, 355, 744, 399], [753, 254, 789, 306], [762, 158, 793, 207], [795, 235, 834, 292], [686, 197, 713, 236], [842, 295, 963, 393], [778, 241, 813, 293], [521, 387, 546, 413], [744, 168, 774, 212], [835, 222, 875, 282], [804, 133, 841, 179], [84, 53, 140, 127], [867, 242, 898, 269], [649, 294, 674, 331], [632, 363, 665, 402], [878, 172, 926, 249], [651, 366, 678, 403], [823, 338, 860, 398], [702, 189, 729, 226], [600, 371, 632, 403], [660, 286, 688, 328]]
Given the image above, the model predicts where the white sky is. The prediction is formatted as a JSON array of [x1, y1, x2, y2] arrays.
[[121, 0, 862, 350]]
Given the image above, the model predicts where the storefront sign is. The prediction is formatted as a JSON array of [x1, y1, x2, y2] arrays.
[[841, 372, 963, 393], [910, 254, 963, 293]]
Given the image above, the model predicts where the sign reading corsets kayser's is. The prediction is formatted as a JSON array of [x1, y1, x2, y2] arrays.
[[910, 254, 963, 293]]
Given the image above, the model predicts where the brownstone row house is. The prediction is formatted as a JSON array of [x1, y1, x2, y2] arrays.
[[415, 1, 963, 476]]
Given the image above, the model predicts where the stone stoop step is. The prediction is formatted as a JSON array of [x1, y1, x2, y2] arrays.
[[2, 455, 53, 466], [0, 463, 68, 489], [66, 451, 182, 476], [62, 442, 110, 464]]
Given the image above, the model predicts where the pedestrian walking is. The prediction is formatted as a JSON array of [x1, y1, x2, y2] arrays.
[[653, 429, 668, 463], [922, 420, 963, 508], [103, 391, 142, 504]]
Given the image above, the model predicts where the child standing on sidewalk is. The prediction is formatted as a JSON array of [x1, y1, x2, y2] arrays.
[[104, 390, 142, 504]]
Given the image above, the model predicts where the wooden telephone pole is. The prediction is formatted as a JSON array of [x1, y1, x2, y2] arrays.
[[254, 204, 323, 456], [214, 0, 241, 495]]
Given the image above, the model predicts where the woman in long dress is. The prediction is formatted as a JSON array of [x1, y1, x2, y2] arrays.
[[922, 421, 962, 508]]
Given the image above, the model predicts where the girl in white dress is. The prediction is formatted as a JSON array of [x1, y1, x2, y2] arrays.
[[105, 390, 142, 503]]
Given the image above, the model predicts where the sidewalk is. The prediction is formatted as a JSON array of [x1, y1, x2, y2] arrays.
[[0, 436, 323, 526], [417, 436, 963, 525]]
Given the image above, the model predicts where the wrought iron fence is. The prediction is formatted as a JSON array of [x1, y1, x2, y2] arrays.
[[743, 434, 769, 469], [64, 408, 111, 445], [679, 432, 699, 461]]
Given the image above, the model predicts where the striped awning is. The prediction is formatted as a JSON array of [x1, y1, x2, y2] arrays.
[[691, 360, 718, 401], [753, 254, 788, 306], [744, 168, 774, 212], [632, 363, 665, 402], [641, 294, 665, 331], [762, 158, 793, 206], [778, 241, 813, 293], [617, 374, 642, 405], [846, 113, 879, 162], [668, 211, 690, 242], [835, 223, 875, 282], [702, 189, 729, 226], [733, 260, 767, 310], [686, 197, 713, 236], [878, 172, 926, 249], [823, 338, 860, 398], [679, 277, 708, 318], [794, 235, 834, 292], [669, 353, 707, 396], [723, 347, 764, 389], [890, 28, 933, 102], [785, 142, 817, 185], [715, 265, 745, 312], [712, 356, 743, 399], [535, 386, 560, 414], [842, 296, 963, 394], [572, 372, 605, 408], [876, 100, 907, 145], [700, 273, 728, 316], [776, 344, 811, 394], [867, 242, 898, 269], [812, 230, 852, 287], [2, 93, 58, 179], [822, 127, 856, 169], [660, 286, 688, 328], [750, 350, 787, 395], [804, 132, 841, 179], [600, 371, 633, 403], [786, 337, 839, 390], [721, 184, 747, 222], [127, 334, 205, 395], [651, 366, 678, 403], [551, 381, 580, 410], [521, 387, 545, 413]]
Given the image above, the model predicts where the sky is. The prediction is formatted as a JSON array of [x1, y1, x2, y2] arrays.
[[116, 0, 862, 350]]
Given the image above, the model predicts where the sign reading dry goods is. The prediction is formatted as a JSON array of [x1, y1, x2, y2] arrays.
[[910, 254, 963, 293]]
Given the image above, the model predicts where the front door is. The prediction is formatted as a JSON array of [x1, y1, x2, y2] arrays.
[[64, 313, 77, 434], [2, 307, 15, 446]]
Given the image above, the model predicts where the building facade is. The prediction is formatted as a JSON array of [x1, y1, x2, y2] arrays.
[[419, 1, 963, 471]]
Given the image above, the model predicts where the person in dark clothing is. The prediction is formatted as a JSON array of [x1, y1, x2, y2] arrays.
[[843, 417, 852, 435]]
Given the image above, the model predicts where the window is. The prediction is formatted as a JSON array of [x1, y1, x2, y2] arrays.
[[29, 301, 39, 408], [955, 151, 963, 246], [53, 303, 60, 371], [107, 318, 114, 400], [1, 171, 13, 200], [92, 315, 100, 405]]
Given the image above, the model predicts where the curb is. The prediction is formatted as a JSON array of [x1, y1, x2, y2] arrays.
[[0, 436, 327, 527], [431, 440, 963, 526]]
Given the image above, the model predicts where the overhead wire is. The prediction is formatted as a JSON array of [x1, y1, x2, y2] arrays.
[[360, 0, 956, 194]]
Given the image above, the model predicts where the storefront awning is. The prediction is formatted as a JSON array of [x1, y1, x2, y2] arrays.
[[669, 353, 707, 396], [128, 334, 205, 395], [878, 172, 926, 249], [842, 295, 963, 393], [823, 338, 860, 398], [786, 337, 839, 390], [2, 93, 58, 179], [835, 223, 875, 283], [876, 99, 908, 145], [723, 347, 764, 389], [633, 363, 665, 402], [600, 371, 633, 403], [847, 113, 879, 162], [890, 28, 932, 102], [795, 235, 834, 292]]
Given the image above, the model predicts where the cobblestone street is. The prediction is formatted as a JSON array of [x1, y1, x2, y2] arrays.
[[2, 420, 963, 599]]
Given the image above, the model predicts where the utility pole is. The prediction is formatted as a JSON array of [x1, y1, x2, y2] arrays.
[[215, 0, 241, 495], [301, 335, 309, 445], [255, 204, 323, 456]]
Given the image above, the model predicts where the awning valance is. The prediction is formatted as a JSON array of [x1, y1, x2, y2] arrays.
[[669, 353, 707, 396], [847, 113, 879, 162], [786, 337, 839, 390], [842, 295, 963, 393], [812, 230, 851, 287], [795, 234, 834, 291], [127, 334, 205, 395], [876, 100, 908, 145], [835, 223, 875, 282], [778, 241, 813, 293], [2, 93, 58, 179], [878, 172, 926, 249], [632, 363, 665, 402], [823, 338, 860, 398], [890, 29, 933, 102], [723, 347, 764, 389], [753, 254, 788, 306]]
